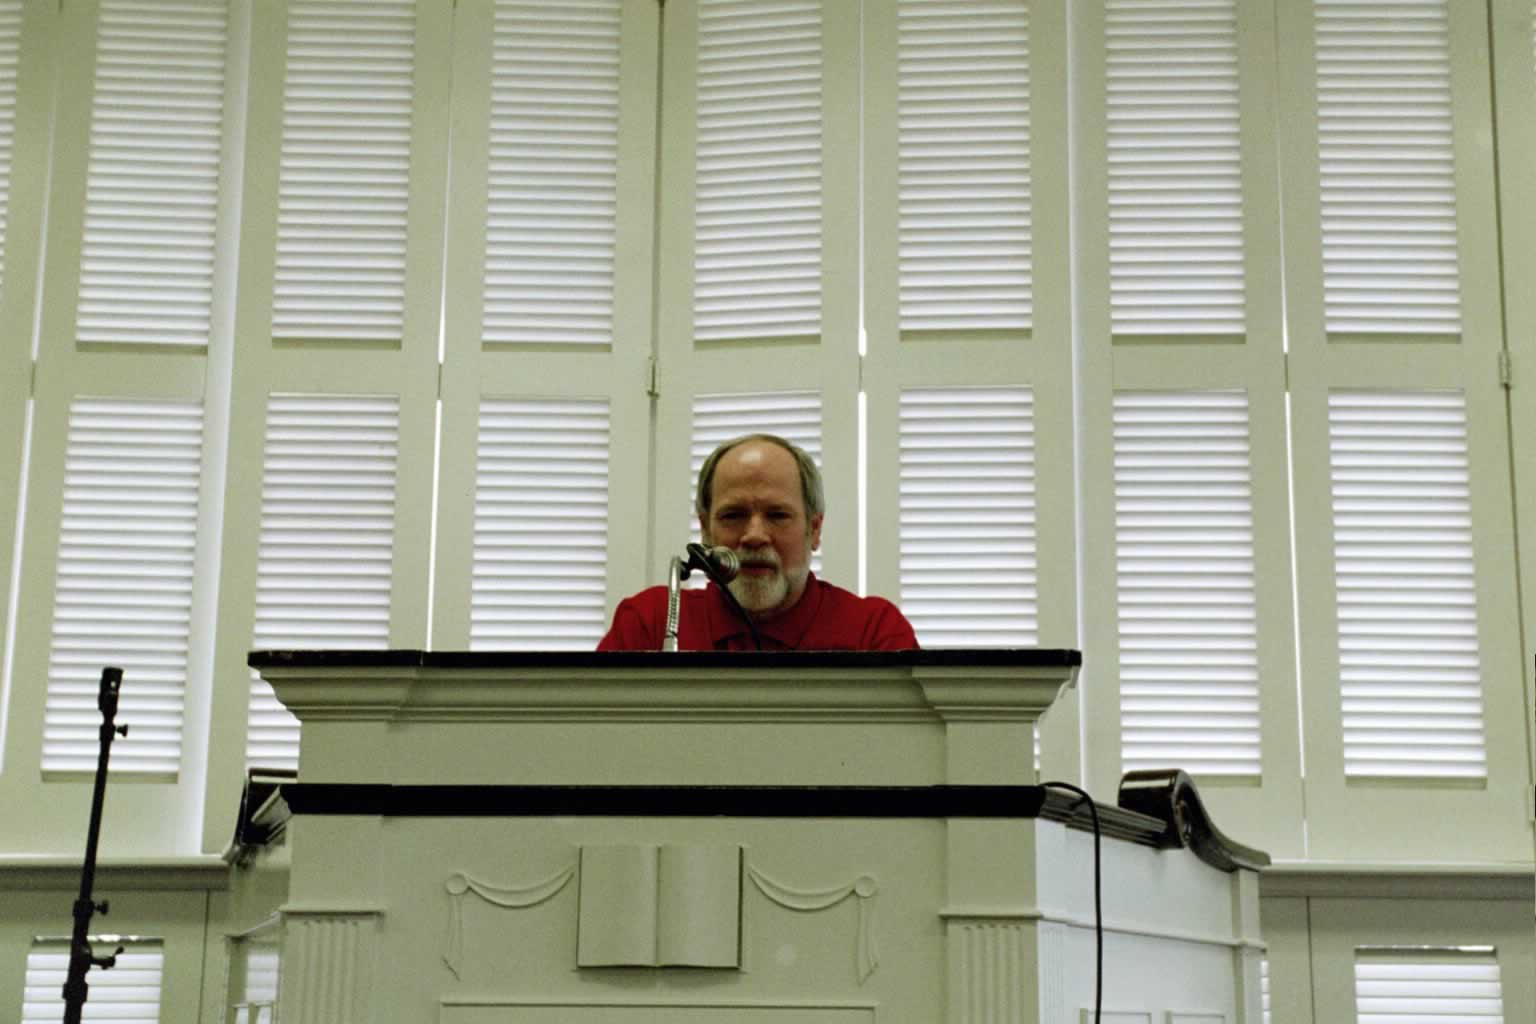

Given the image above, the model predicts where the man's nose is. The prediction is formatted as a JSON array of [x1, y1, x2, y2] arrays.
[[740, 514, 770, 546]]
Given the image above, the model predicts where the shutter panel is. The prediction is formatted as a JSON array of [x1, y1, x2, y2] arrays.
[[44, 398, 203, 777], [694, 0, 823, 342], [689, 391, 823, 576], [248, 394, 399, 771], [471, 398, 610, 649], [1106, 0, 1244, 336], [483, 0, 620, 346], [898, 387, 1037, 646], [1114, 391, 1261, 776], [236, 946, 280, 1024], [0, 0, 21, 289], [1316, 0, 1461, 335], [1261, 958, 1271, 1024], [76, 0, 228, 347], [273, 0, 415, 341], [1327, 390, 1485, 778], [22, 941, 164, 1023], [897, 0, 1031, 332], [1354, 948, 1505, 1023]]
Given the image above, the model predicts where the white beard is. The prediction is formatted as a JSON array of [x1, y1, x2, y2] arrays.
[[724, 549, 809, 615]]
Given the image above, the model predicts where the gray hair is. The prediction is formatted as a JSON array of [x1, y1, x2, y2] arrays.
[[695, 433, 826, 522]]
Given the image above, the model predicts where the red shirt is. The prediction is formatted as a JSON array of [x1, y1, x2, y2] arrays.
[[597, 574, 919, 652]]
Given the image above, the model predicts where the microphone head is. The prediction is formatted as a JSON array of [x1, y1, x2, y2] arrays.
[[707, 545, 740, 582], [686, 542, 740, 583]]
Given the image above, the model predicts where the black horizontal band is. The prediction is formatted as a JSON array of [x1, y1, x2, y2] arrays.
[[279, 783, 1166, 849]]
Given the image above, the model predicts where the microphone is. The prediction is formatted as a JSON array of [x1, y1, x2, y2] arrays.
[[685, 543, 739, 583]]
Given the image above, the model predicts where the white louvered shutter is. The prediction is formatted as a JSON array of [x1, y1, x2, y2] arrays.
[[273, 0, 415, 341], [1107, 0, 1244, 335], [689, 392, 823, 577], [899, 388, 1036, 646], [235, 946, 280, 1024], [1261, 957, 1271, 1024], [1354, 949, 1505, 1023], [76, 0, 228, 347], [1327, 390, 1485, 778], [0, 0, 21, 289], [22, 941, 164, 1023], [1316, 0, 1461, 335], [472, 399, 610, 649], [897, 0, 1031, 332], [44, 399, 203, 777], [247, 394, 399, 771], [1114, 391, 1260, 776], [694, 0, 823, 342], [483, 0, 620, 346]]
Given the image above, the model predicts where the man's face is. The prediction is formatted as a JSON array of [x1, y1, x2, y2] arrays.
[[700, 440, 823, 617]]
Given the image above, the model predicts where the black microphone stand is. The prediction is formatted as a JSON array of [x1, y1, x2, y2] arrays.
[[62, 666, 128, 1024]]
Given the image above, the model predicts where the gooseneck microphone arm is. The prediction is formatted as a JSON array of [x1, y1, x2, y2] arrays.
[[660, 545, 764, 651]]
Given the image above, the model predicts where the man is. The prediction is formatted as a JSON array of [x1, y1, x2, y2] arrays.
[[597, 434, 918, 651]]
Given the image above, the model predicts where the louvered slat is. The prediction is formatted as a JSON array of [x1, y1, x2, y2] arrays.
[[23, 942, 164, 1023], [44, 399, 203, 776], [1317, 0, 1462, 334], [76, 0, 227, 347], [1328, 391, 1485, 778], [897, 0, 1031, 332], [1114, 391, 1261, 776], [689, 392, 823, 577], [899, 388, 1037, 646], [248, 394, 399, 771], [1107, 0, 1244, 335], [1261, 958, 1271, 1024], [0, 0, 21, 290], [694, 0, 823, 342], [236, 945, 280, 1023], [273, 0, 414, 341], [1355, 950, 1505, 1022], [483, 0, 620, 346], [472, 398, 610, 648]]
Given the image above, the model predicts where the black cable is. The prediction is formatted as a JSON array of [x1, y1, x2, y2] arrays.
[[687, 544, 764, 651], [1042, 781, 1103, 1023]]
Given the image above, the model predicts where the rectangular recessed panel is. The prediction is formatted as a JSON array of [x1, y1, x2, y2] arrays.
[[0, 0, 21, 291], [76, 0, 227, 347], [689, 392, 823, 579], [273, 0, 414, 341], [472, 398, 610, 649], [23, 941, 164, 1023], [483, 0, 620, 346], [248, 394, 399, 771], [1107, 0, 1245, 335], [1328, 391, 1485, 778], [1114, 391, 1260, 776], [897, 0, 1031, 332], [44, 399, 203, 776], [899, 388, 1037, 646], [694, 0, 823, 342], [1317, 0, 1462, 335], [1355, 949, 1504, 1022]]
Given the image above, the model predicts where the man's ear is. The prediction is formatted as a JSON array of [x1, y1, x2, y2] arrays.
[[809, 513, 824, 551]]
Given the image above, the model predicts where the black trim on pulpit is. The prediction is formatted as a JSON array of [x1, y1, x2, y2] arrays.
[[1117, 769, 1272, 871], [234, 775, 1266, 873], [247, 648, 1084, 670]]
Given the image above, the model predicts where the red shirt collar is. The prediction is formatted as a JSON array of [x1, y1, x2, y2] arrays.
[[703, 573, 825, 650]]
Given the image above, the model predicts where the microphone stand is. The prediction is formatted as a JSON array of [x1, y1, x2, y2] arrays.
[[662, 545, 763, 651], [63, 667, 128, 1024]]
